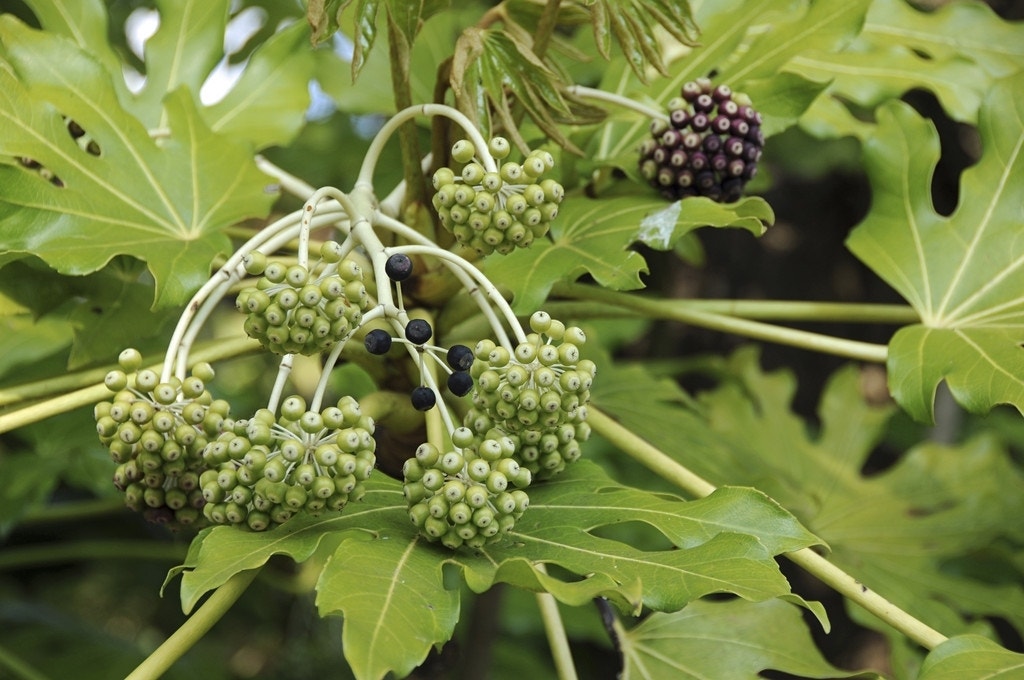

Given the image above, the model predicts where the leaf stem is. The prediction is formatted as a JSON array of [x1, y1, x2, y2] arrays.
[[0, 336, 261, 435], [562, 283, 889, 362], [125, 569, 259, 680], [535, 564, 580, 680], [586, 406, 949, 650]]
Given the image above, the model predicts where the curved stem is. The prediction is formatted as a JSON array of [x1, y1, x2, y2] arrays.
[[125, 569, 259, 680], [357, 104, 497, 190], [566, 84, 668, 122], [586, 407, 949, 651], [563, 283, 889, 363], [0, 645, 49, 680]]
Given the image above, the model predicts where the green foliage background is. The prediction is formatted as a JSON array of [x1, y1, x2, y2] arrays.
[[1, 0, 1023, 679]]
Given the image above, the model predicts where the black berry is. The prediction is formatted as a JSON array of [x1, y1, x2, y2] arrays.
[[446, 344, 474, 371], [410, 386, 437, 411], [447, 371, 473, 397], [406, 319, 432, 345], [384, 253, 414, 282], [364, 329, 393, 355]]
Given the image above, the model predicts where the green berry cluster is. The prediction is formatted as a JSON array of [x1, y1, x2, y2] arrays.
[[402, 428, 532, 549], [199, 395, 376, 531], [464, 312, 594, 480], [432, 137, 564, 256], [95, 349, 227, 527], [236, 241, 371, 356]]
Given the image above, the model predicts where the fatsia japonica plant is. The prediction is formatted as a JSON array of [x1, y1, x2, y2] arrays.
[[1, 0, 1023, 678]]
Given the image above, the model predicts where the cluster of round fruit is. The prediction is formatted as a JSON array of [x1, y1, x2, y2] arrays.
[[198, 395, 376, 531], [236, 241, 371, 356], [402, 429, 532, 549], [639, 78, 764, 203], [95, 350, 226, 527], [432, 137, 564, 256], [463, 312, 595, 479]]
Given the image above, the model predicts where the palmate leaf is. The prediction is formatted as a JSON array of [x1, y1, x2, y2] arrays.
[[693, 350, 1024, 640], [919, 635, 1024, 680], [846, 73, 1024, 422], [792, 0, 1024, 138], [620, 599, 878, 680], [0, 17, 277, 308], [485, 193, 773, 313], [24, 0, 314, 150], [174, 461, 819, 680]]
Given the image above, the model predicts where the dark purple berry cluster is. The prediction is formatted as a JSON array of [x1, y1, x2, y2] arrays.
[[639, 78, 763, 203]]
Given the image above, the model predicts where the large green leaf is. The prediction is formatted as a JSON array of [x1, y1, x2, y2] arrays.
[[620, 599, 878, 679], [23, 0, 313, 149], [0, 17, 277, 308], [696, 351, 1024, 640], [485, 193, 772, 313], [794, 0, 1024, 138], [175, 461, 818, 679], [919, 635, 1024, 680], [846, 73, 1024, 421]]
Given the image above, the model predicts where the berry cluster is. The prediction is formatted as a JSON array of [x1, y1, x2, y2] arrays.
[[464, 312, 594, 480], [236, 241, 370, 356], [95, 349, 226, 527], [432, 137, 564, 256], [199, 395, 376, 531], [402, 431, 532, 549], [639, 78, 764, 203]]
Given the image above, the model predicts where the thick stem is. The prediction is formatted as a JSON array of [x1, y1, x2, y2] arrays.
[[586, 407, 949, 651], [563, 283, 889, 363], [566, 84, 668, 121], [386, 11, 429, 210], [125, 569, 259, 680]]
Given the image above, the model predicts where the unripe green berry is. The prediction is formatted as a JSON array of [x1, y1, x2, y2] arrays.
[[451, 140, 476, 164], [104, 370, 128, 392], [118, 348, 143, 372]]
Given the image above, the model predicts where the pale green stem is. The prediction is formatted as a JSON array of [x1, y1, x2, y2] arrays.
[[19, 497, 125, 524], [535, 564, 579, 680], [0, 336, 260, 434], [566, 84, 668, 121], [125, 569, 259, 680], [680, 299, 918, 324], [563, 284, 889, 363], [356, 104, 498, 190], [586, 407, 949, 650]]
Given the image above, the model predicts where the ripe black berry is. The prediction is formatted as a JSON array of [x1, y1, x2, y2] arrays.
[[411, 386, 437, 411], [447, 371, 473, 397], [405, 319, 432, 344], [384, 253, 414, 282], [364, 329, 393, 355], [446, 344, 474, 371]]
